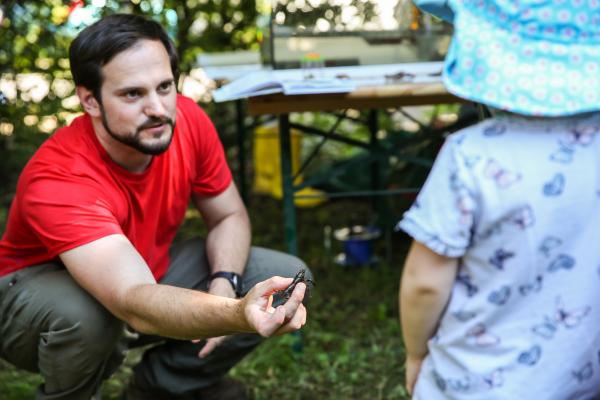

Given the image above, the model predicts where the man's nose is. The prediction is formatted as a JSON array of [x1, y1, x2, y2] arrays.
[[144, 93, 167, 117]]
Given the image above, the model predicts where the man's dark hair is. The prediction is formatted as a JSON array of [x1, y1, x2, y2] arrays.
[[69, 13, 179, 100]]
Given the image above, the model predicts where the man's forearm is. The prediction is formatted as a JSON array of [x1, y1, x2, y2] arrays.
[[122, 283, 252, 339], [205, 210, 251, 275]]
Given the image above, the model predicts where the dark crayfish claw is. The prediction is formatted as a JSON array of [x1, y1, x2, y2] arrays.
[[281, 268, 314, 300]]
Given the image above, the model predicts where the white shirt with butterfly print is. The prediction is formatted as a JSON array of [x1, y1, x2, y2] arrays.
[[398, 112, 600, 399]]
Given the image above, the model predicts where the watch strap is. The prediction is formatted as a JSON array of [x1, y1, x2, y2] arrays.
[[209, 271, 243, 297]]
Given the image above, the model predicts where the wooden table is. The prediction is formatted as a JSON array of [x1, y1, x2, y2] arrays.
[[248, 81, 459, 116], [246, 81, 463, 255]]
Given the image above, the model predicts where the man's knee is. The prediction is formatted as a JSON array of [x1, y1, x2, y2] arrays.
[[244, 247, 313, 306], [245, 246, 310, 284], [51, 296, 126, 355], [1, 266, 127, 378], [36, 294, 127, 393], [38, 267, 125, 354]]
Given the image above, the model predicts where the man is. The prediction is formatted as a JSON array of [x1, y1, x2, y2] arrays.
[[0, 13, 310, 400]]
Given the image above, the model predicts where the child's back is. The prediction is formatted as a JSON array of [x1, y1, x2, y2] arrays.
[[398, 0, 600, 396], [399, 112, 600, 398]]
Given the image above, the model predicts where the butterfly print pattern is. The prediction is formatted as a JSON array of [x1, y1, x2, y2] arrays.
[[489, 248, 515, 270], [484, 159, 522, 188], [432, 369, 505, 393], [519, 275, 543, 296], [457, 271, 479, 297], [565, 126, 597, 147], [510, 206, 535, 229], [488, 285, 511, 306], [466, 323, 501, 347], [572, 362, 593, 383], [539, 236, 562, 257], [482, 369, 504, 389], [549, 127, 597, 164], [532, 298, 591, 339], [550, 143, 575, 164], [483, 123, 507, 137], [548, 254, 575, 272], [543, 173, 565, 196], [452, 310, 478, 322], [517, 345, 542, 366], [463, 154, 481, 168]]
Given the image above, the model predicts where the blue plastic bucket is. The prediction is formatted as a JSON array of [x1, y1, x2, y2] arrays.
[[343, 238, 374, 265], [334, 225, 381, 266]]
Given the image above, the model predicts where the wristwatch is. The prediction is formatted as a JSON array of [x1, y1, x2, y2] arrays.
[[209, 271, 244, 297]]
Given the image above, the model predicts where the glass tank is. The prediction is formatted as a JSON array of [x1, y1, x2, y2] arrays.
[[256, 0, 452, 69]]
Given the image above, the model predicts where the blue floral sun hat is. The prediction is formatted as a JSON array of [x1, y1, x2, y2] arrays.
[[419, 0, 600, 116]]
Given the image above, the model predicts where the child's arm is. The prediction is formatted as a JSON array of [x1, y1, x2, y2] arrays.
[[399, 240, 458, 394]]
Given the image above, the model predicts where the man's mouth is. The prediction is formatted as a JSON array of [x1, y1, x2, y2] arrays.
[[146, 123, 164, 129], [139, 121, 169, 133]]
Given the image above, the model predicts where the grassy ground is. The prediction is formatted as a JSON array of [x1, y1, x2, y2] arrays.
[[0, 196, 412, 399]]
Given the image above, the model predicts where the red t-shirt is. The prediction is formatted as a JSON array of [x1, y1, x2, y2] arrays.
[[0, 95, 232, 280]]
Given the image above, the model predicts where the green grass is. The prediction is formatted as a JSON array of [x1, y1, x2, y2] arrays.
[[0, 197, 412, 399]]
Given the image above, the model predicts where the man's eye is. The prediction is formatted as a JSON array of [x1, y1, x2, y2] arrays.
[[124, 91, 140, 98], [158, 82, 173, 92]]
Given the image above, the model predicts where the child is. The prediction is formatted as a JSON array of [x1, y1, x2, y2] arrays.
[[397, 0, 600, 398]]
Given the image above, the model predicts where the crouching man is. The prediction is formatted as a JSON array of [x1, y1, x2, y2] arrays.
[[0, 13, 311, 400]]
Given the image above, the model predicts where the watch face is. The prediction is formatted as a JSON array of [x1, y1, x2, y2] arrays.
[[211, 272, 243, 295], [233, 275, 243, 293]]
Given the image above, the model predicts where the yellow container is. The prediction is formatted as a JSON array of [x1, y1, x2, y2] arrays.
[[253, 123, 326, 208]]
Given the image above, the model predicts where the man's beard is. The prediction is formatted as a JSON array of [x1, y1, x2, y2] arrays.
[[100, 104, 175, 156]]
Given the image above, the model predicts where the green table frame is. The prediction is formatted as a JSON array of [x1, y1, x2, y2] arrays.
[[245, 81, 463, 256]]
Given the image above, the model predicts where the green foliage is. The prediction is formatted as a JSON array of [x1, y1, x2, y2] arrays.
[[1, 2, 74, 204], [0, 363, 42, 398], [272, 0, 377, 30]]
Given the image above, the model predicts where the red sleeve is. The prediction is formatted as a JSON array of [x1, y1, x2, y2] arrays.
[[21, 170, 123, 258], [179, 96, 232, 196]]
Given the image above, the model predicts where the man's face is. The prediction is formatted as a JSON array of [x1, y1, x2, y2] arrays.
[[97, 39, 177, 155]]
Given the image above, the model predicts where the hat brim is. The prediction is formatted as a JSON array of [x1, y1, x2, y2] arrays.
[[443, 8, 600, 116]]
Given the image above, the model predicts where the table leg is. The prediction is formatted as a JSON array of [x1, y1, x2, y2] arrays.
[[279, 114, 298, 256], [368, 110, 380, 210], [368, 109, 394, 265]]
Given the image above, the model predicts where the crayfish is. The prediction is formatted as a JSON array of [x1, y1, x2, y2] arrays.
[[280, 268, 314, 301], [266, 268, 314, 312]]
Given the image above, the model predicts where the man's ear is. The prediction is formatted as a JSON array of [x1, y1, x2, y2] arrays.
[[76, 86, 101, 118]]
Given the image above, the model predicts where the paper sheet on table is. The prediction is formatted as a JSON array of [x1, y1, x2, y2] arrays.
[[212, 61, 444, 102]]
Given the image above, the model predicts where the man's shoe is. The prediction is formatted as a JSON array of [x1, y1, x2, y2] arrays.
[[122, 376, 248, 400]]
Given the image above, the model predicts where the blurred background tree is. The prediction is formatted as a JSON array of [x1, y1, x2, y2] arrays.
[[271, 0, 377, 31], [0, 0, 261, 214]]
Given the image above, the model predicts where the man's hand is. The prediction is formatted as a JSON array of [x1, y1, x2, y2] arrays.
[[194, 336, 227, 358], [192, 276, 306, 354], [405, 354, 424, 395], [242, 276, 307, 337]]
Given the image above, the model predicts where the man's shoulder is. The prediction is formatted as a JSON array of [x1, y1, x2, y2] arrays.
[[37, 113, 92, 153], [176, 94, 204, 115], [22, 114, 100, 184]]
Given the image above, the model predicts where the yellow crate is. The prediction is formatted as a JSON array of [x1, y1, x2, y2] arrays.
[[253, 123, 325, 208]]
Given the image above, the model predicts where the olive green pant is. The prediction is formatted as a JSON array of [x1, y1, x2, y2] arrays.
[[0, 238, 309, 399]]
